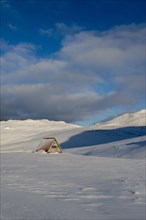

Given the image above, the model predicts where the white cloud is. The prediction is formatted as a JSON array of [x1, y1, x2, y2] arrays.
[[0, 43, 37, 87], [60, 24, 145, 72], [8, 23, 17, 30], [1, 23, 145, 122], [55, 22, 84, 33], [39, 28, 53, 37], [39, 23, 85, 39]]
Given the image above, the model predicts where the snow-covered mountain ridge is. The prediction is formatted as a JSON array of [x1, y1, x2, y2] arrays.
[[1, 109, 145, 159], [1, 118, 80, 131], [1, 109, 145, 130], [1, 119, 80, 145], [92, 109, 146, 129]]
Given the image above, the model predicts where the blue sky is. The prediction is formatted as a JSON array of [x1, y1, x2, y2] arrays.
[[1, 0, 146, 125]]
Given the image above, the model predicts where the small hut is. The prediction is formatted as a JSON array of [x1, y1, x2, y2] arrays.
[[36, 137, 62, 153]]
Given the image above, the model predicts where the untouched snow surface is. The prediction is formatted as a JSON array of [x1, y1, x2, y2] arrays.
[[93, 109, 146, 129], [1, 110, 146, 220]]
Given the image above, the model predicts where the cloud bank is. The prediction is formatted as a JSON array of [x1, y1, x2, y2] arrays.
[[1, 23, 145, 123]]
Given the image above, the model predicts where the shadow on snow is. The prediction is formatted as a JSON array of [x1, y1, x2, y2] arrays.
[[61, 126, 146, 149]]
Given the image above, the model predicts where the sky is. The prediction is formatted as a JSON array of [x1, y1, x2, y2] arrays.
[[0, 0, 146, 125]]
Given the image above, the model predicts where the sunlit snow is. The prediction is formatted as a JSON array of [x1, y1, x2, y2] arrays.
[[1, 110, 146, 220]]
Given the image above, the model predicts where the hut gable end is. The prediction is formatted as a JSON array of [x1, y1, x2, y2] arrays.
[[36, 137, 62, 154]]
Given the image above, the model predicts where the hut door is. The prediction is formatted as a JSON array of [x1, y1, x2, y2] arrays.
[[52, 146, 57, 153]]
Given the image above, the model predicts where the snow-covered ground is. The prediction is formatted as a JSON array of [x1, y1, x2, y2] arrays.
[[1, 110, 146, 219]]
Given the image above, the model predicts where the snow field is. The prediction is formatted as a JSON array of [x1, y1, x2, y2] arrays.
[[1, 152, 145, 219], [1, 110, 146, 219]]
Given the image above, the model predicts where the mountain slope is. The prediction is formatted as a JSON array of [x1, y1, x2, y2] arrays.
[[92, 109, 146, 129], [1, 109, 146, 159]]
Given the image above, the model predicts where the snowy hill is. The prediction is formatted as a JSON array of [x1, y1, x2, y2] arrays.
[[1, 110, 146, 220], [93, 109, 146, 129], [1, 119, 80, 150], [1, 109, 146, 159]]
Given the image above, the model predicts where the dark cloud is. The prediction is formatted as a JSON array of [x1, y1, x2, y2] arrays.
[[1, 24, 145, 123]]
